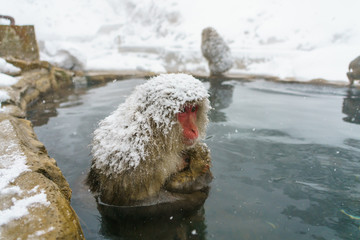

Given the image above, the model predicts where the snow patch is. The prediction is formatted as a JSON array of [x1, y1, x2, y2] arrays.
[[0, 73, 19, 87], [0, 120, 29, 193], [0, 58, 20, 75], [0, 190, 50, 226], [28, 226, 55, 238], [0, 90, 10, 103]]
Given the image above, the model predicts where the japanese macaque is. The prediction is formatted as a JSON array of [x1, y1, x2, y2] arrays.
[[201, 27, 233, 76], [87, 74, 212, 207], [347, 56, 360, 85]]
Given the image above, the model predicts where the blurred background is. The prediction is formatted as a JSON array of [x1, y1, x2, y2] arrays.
[[1, 0, 360, 82]]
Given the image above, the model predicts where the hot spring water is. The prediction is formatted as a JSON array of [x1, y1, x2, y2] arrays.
[[27, 78, 360, 240]]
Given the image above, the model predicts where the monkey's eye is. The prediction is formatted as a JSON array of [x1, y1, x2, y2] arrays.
[[191, 106, 197, 112], [179, 107, 185, 113]]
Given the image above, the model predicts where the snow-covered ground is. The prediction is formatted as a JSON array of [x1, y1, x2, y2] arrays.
[[1, 0, 360, 82]]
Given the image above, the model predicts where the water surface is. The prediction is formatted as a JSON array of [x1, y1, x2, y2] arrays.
[[27, 78, 360, 240]]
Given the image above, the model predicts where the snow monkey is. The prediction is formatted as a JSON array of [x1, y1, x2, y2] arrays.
[[87, 74, 212, 206], [201, 27, 233, 76], [347, 55, 360, 85]]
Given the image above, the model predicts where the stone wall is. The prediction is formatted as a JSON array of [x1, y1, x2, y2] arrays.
[[0, 25, 40, 61], [0, 61, 84, 239]]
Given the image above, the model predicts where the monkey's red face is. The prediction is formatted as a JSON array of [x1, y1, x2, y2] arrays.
[[177, 104, 199, 146]]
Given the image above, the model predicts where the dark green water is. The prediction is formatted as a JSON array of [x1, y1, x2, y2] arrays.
[[27, 78, 360, 240]]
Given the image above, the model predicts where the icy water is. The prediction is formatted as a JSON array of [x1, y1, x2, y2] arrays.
[[27, 78, 360, 240]]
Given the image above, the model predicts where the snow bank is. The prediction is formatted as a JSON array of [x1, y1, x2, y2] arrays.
[[1, 0, 360, 81]]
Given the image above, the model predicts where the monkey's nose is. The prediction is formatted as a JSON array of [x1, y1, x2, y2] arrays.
[[184, 128, 198, 140], [191, 128, 198, 137]]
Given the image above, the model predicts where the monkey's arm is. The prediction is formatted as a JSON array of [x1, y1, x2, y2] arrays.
[[164, 143, 212, 193]]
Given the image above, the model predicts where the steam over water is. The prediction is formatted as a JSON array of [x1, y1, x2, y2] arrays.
[[28, 78, 360, 239]]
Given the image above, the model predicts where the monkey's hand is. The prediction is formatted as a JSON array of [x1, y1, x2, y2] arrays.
[[187, 142, 211, 177], [164, 170, 213, 194], [177, 156, 190, 171], [164, 143, 212, 194], [202, 163, 210, 174]]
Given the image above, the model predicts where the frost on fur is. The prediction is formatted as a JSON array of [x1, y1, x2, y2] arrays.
[[91, 73, 210, 175]]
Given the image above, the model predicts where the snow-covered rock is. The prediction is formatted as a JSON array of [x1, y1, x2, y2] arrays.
[[0, 114, 84, 239]]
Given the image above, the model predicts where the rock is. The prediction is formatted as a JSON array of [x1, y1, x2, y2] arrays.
[[0, 59, 84, 238], [5, 58, 50, 72], [0, 25, 39, 61], [0, 87, 20, 105], [7, 67, 73, 110], [20, 88, 40, 109], [52, 68, 73, 89], [201, 27, 233, 76], [35, 75, 52, 93], [4, 59, 73, 91], [0, 114, 84, 239], [0, 105, 25, 118]]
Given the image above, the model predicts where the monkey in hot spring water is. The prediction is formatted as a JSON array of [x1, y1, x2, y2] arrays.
[[87, 74, 212, 206]]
